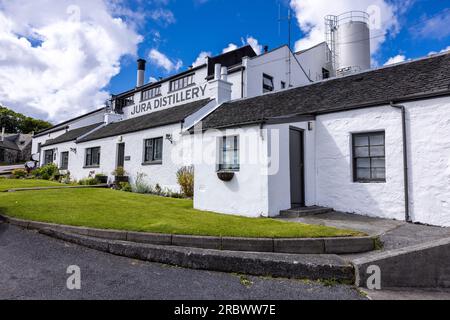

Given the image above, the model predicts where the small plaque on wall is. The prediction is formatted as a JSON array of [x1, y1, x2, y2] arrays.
[[125, 156, 131, 161]]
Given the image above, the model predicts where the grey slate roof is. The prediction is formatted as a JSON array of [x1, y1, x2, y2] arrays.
[[42, 123, 104, 147], [78, 99, 211, 143], [0, 137, 20, 151], [200, 52, 450, 130]]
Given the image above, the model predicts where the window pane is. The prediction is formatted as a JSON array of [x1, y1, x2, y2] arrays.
[[354, 136, 369, 147], [371, 168, 386, 180], [371, 158, 385, 168], [357, 168, 370, 180], [356, 158, 370, 168], [370, 134, 384, 146], [355, 146, 369, 157], [153, 138, 163, 161], [370, 146, 385, 157]]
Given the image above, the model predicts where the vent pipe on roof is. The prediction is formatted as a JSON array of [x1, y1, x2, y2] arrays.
[[137, 59, 146, 87], [1, 127, 4, 142]]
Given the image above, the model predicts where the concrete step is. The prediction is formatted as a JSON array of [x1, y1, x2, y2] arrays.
[[280, 206, 334, 218]]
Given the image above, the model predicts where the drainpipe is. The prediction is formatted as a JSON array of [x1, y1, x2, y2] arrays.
[[390, 102, 411, 222]]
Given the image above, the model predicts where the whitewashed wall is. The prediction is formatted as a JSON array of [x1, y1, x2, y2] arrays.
[[193, 126, 270, 217], [295, 42, 332, 81], [245, 46, 311, 98], [315, 106, 406, 221], [406, 97, 450, 226]]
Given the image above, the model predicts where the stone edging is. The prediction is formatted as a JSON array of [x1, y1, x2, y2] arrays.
[[38, 228, 356, 282], [3, 184, 109, 192], [2, 215, 377, 254]]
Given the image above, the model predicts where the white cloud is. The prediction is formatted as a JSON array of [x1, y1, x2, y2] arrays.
[[149, 49, 183, 73], [289, 0, 400, 56], [0, 0, 142, 122], [149, 76, 159, 83], [414, 9, 450, 40], [221, 36, 263, 55], [149, 8, 176, 26], [192, 51, 211, 67], [222, 43, 238, 53], [428, 46, 450, 56], [242, 36, 263, 55], [384, 54, 406, 66]]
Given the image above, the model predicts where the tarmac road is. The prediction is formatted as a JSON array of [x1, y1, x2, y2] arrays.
[[0, 222, 365, 300]]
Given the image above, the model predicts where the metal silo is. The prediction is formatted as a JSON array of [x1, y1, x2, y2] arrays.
[[325, 11, 371, 76]]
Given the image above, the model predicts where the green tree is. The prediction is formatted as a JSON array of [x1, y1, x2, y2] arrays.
[[0, 105, 52, 134]]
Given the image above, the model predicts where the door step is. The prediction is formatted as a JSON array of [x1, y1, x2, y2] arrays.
[[280, 206, 334, 218]]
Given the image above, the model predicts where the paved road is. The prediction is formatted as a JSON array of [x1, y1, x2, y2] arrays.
[[0, 223, 365, 300]]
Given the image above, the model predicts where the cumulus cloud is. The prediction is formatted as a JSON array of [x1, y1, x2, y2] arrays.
[[242, 36, 263, 55], [428, 46, 450, 56], [289, 0, 400, 56], [0, 0, 142, 122], [222, 43, 239, 53], [384, 54, 406, 65], [192, 51, 211, 67], [149, 48, 183, 72], [221, 36, 263, 55]]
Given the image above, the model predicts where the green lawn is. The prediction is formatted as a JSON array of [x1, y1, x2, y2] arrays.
[[0, 182, 364, 238], [0, 179, 64, 192]]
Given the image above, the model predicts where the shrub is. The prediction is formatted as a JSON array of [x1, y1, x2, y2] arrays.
[[132, 172, 151, 194], [119, 182, 132, 192], [34, 163, 59, 180], [60, 174, 72, 184], [177, 166, 194, 198], [112, 167, 127, 177], [12, 168, 28, 179], [78, 178, 98, 186]]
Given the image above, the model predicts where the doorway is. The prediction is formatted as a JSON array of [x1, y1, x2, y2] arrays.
[[117, 143, 125, 168], [289, 128, 305, 208]]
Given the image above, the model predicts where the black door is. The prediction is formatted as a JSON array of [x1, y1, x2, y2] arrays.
[[289, 128, 305, 207], [117, 143, 125, 168]]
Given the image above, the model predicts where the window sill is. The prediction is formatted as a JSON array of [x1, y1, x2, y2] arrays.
[[354, 180, 386, 184], [83, 166, 100, 169], [142, 161, 163, 166]]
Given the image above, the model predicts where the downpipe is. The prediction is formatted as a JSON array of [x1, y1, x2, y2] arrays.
[[390, 102, 411, 223]]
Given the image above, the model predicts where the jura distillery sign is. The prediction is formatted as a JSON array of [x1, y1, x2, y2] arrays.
[[130, 84, 207, 116]]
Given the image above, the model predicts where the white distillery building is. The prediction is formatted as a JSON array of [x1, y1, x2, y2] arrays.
[[32, 41, 450, 227]]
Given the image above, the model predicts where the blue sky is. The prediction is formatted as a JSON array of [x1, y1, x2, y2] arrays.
[[0, 0, 448, 122], [107, 0, 450, 95]]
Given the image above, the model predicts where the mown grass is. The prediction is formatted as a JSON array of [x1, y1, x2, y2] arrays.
[[0, 181, 364, 238], [0, 178, 63, 192]]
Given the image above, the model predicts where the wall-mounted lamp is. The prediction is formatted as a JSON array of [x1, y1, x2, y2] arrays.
[[308, 122, 314, 131], [70, 148, 77, 154], [166, 134, 173, 144]]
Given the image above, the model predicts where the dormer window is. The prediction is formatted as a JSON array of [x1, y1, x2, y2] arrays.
[[170, 74, 195, 92], [142, 86, 161, 101]]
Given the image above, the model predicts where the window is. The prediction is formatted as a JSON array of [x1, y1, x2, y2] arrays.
[[281, 81, 286, 89], [353, 132, 386, 182], [85, 147, 101, 168], [44, 150, 54, 165], [141, 86, 161, 101], [143, 137, 163, 164], [170, 74, 195, 92], [60, 152, 69, 170], [263, 74, 274, 93], [218, 136, 239, 171], [322, 68, 330, 79], [124, 95, 134, 106]]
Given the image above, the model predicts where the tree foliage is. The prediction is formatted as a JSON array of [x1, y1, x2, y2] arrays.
[[0, 105, 52, 134]]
